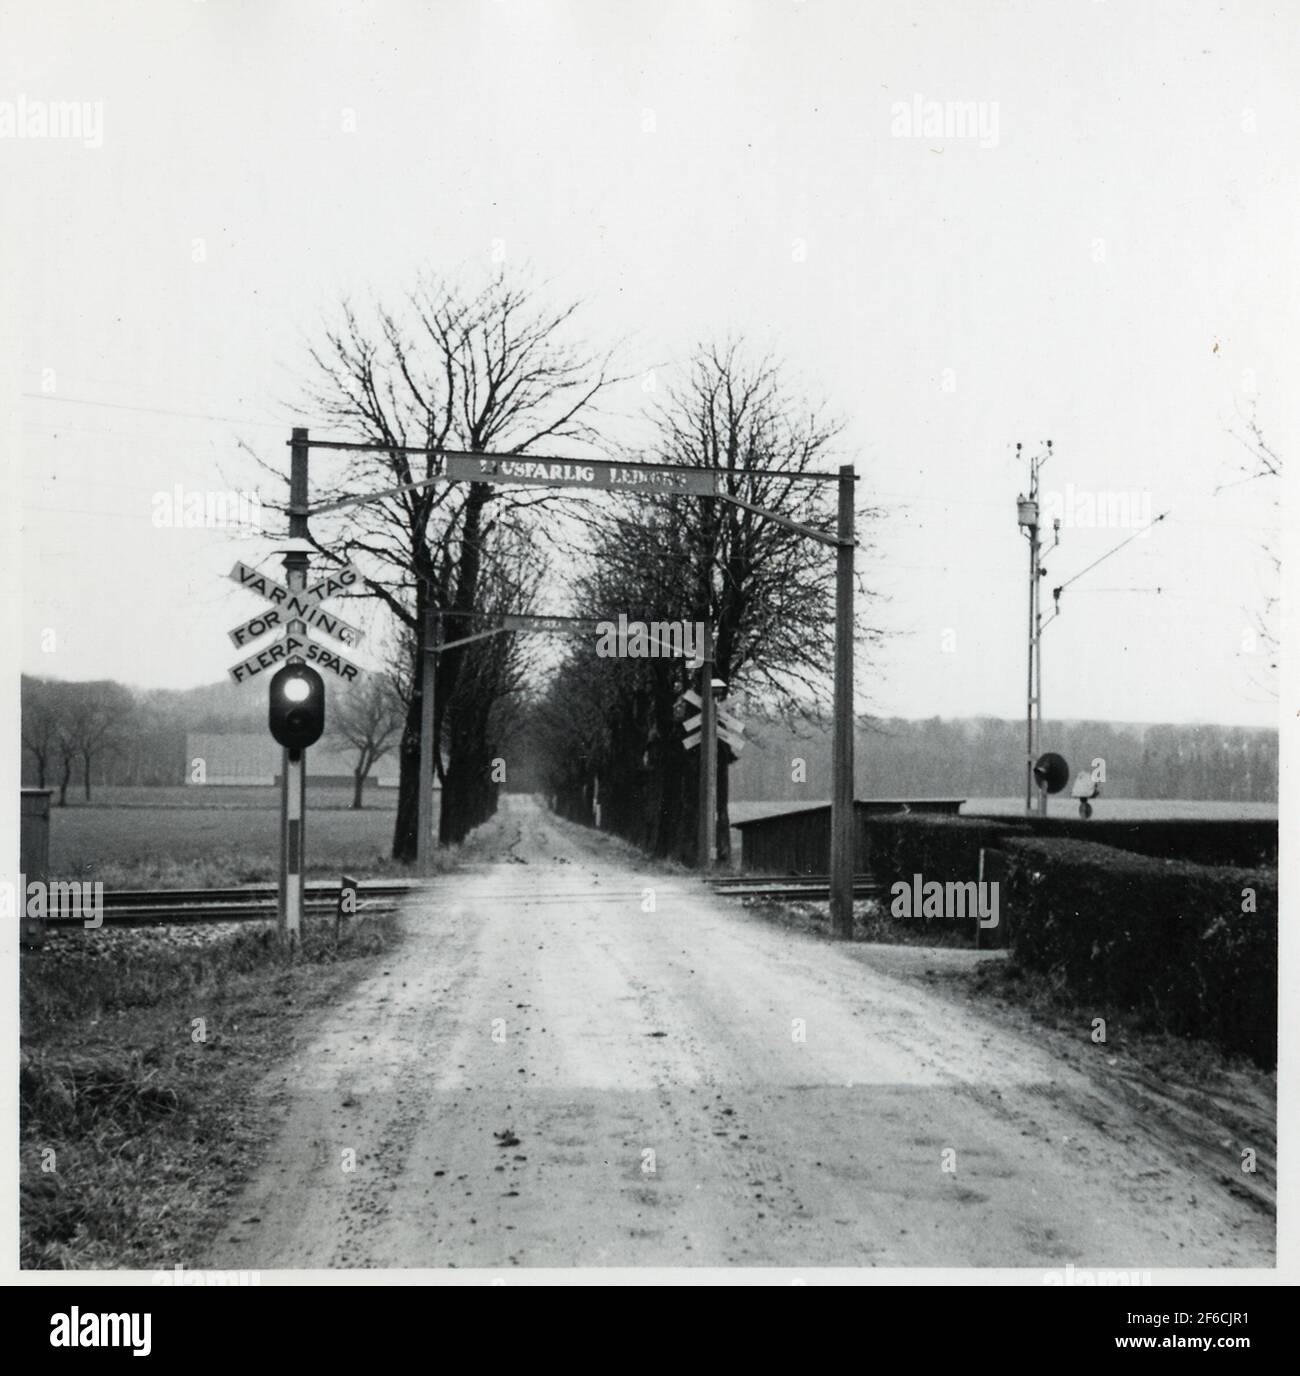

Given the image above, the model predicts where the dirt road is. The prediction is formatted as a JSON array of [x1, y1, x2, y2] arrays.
[[205, 796, 1273, 1270]]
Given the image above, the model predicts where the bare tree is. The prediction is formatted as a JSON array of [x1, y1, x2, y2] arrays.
[[290, 267, 623, 854], [23, 677, 131, 805], [56, 681, 135, 802], [54, 727, 76, 808], [331, 672, 404, 809], [1221, 399, 1281, 698], [545, 340, 880, 863], [21, 676, 62, 788], [436, 525, 548, 831]]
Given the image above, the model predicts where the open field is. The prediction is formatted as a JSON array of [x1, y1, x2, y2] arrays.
[[43, 784, 398, 812], [44, 784, 423, 888], [728, 797, 1279, 825], [725, 796, 1277, 873], [42, 788, 1277, 888], [960, 796, 1279, 820]]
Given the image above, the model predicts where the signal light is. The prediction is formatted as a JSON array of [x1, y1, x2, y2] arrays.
[[1032, 751, 1070, 795], [269, 663, 325, 755]]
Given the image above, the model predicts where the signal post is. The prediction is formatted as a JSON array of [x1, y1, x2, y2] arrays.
[[279, 428, 311, 940], [697, 626, 718, 871], [829, 463, 856, 938], [225, 428, 360, 946], [416, 601, 438, 876]]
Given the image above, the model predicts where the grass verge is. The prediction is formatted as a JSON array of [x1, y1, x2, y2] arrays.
[[733, 894, 979, 947], [20, 909, 403, 1269], [87, 849, 447, 890]]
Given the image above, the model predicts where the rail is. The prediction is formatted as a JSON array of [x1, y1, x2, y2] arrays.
[[38, 874, 879, 928], [40, 880, 415, 929], [707, 874, 880, 902]]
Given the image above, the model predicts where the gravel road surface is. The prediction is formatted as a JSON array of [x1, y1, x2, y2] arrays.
[[205, 796, 1273, 1270]]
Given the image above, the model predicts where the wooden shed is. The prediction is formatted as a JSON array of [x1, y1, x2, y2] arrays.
[[734, 798, 966, 874]]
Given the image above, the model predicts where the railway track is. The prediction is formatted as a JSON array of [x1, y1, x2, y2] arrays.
[[707, 874, 881, 902], [42, 880, 415, 929], [40, 873, 875, 929]]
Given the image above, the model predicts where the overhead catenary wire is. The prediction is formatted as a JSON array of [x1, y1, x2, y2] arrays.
[[20, 390, 291, 428], [1051, 510, 1170, 600], [1039, 510, 1171, 630]]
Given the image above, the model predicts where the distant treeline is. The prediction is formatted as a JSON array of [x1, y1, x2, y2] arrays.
[[731, 715, 1278, 803], [21, 675, 298, 798], [22, 672, 1278, 807]]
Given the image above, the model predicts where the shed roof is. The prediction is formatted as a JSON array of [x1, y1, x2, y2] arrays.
[[733, 798, 967, 829]]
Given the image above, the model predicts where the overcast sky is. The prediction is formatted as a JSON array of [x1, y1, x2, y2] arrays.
[[4, 0, 1296, 727]]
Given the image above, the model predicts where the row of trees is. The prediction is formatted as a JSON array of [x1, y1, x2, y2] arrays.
[[290, 270, 873, 859], [20, 672, 407, 808], [22, 664, 1276, 810], [730, 715, 1279, 804], [20, 678, 134, 805], [532, 343, 878, 866]]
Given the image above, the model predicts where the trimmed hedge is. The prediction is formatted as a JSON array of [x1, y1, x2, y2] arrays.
[[867, 813, 1275, 886], [977, 816, 1277, 868], [1000, 837, 1276, 1066], [868, 814, 1031, 885], [867, 815, 1030, 942]]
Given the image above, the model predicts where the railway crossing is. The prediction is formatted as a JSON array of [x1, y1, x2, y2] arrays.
[[233, 429, 858, 943]]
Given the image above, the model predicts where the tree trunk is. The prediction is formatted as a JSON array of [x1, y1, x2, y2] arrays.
[[437, 482, 496, 844], [58, 756, 71, 808], [715, 747, 732, 867], [392, 684, 423, 862], [441, 748, 475, 844], [82, 752, 93, 801], [352, 765, 366, 810]]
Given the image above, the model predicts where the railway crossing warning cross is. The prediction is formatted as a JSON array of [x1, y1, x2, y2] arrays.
[[226, 560, 365, 685], [682, 709, 745, 754], [678, 682, 745, 755], [226, 546, 365, 942], [227, 560, 365, 658], [226, 560, 366, 686]]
